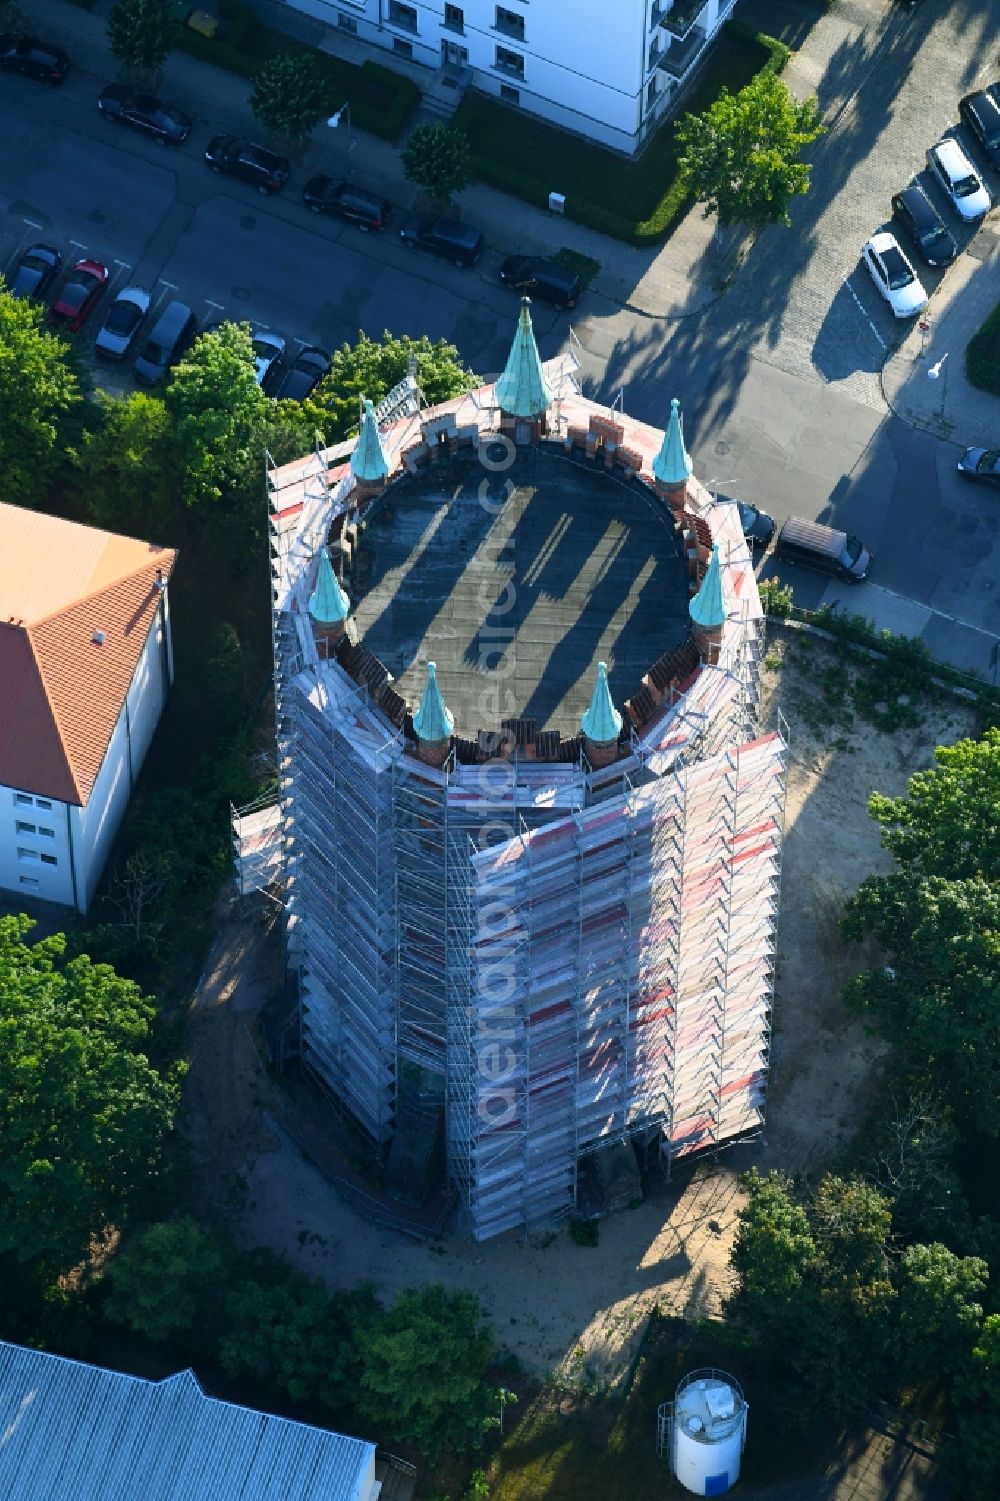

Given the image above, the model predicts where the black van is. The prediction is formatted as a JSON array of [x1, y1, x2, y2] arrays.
[[399, 215, 484, 267], [774, 516, 872, 582], [134, 300, 197, 386], [891, 183, 957, 266]]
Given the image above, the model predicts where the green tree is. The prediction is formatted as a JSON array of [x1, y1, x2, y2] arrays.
[[250, 53, 331, 146], [71, 389, 175, 531], [949, 1315, 1000, 1500], [865, 731, 1000, 879], [0, 286, 81, 506], [895, 1242, 986, 1385], [312, 330, 475, 443], [359, 1284, 494, 1457], [105, 1218, 225, 1344], [675, 71, 824, 227], [843, 731, 1000, 1140], [729, 1170, 895, 1423], [401, 123, 471, 207], [164, 321, 268, 507], [0, 915, 180, 1281], [221, 1266, 379, 1414], [107, 0, 176, 77]]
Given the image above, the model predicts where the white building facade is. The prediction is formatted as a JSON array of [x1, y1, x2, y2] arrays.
[[290, 0, 735, 152]]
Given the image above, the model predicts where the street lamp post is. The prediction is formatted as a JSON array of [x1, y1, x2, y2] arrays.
[[927, 351, 949, 419], [326, 102, 356, 170]]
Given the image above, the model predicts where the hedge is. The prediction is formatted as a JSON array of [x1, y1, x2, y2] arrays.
[[174, 0, 419, 142], [965, 298, 1000, 395], [455, 21, 790, 248]]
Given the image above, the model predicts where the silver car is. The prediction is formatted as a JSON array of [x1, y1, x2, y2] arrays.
[[94, 286, 150, 360]]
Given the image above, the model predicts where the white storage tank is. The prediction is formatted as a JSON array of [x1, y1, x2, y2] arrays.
[[658, 1369, 747, 1496]]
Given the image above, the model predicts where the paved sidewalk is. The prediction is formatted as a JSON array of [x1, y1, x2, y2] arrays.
[[882, 242, 1000, 450]]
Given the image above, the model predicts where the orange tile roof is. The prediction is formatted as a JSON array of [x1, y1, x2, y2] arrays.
[[0, 504, 176, 807]]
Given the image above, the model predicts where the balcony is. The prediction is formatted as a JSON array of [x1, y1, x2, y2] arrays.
[[659, 0, 706, 39], [657, 23, 706, 78]]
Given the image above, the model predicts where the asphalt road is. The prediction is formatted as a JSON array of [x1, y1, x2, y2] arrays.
[[2, 0, 999, 672]]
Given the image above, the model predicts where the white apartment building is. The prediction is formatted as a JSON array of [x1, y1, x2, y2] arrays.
[[0, 505, 176, 914], [291, 0, 736, 153]]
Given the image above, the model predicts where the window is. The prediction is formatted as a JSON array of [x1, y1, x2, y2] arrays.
[[38, 826, 55, 839], [40, 854, 58, 867], [15, 793, 33, 806], [18, 876, 39, 890], [336, 11, 358, 31], [495, 44, 524, 77], [16, 820, 36, 834], [388, 0, 418, 32], [444, 3, 464, 31], [495, 5, 525, 40], [500, 84, 520, 104], [647, 77, 657, 105], [393, 36, 413, 55], [36, 799, 52, 810], [18, 848, 38, 863], [648, 39, 659, 70]]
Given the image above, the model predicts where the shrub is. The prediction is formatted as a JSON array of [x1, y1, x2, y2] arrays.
[[966, 299, 1000, 395]]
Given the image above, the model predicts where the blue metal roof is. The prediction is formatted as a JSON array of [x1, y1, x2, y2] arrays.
[[0, 1341, 376, 1501], [494, 298, 553, 418]]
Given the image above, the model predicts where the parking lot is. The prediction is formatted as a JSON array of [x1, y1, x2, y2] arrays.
[[0, 60, 579, 394]]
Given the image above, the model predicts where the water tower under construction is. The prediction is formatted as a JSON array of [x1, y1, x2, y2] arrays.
[[234, 301, 787, 1242]]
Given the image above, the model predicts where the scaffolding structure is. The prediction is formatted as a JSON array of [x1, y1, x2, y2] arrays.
[[257, 379, 786, 1242]]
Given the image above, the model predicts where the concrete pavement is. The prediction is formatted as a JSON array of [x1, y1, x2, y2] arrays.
[[882, 245, 1000, 449]]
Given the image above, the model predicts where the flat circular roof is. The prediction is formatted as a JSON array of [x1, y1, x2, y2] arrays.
[[350, 451, 691, 739]]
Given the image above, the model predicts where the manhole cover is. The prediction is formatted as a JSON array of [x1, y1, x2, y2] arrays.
[[231, 285, 250, 301], [715, 439, 730, 456], [239, 215, 256, 232]]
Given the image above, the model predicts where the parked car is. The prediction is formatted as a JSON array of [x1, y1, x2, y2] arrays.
[[498, 255, 582, 309], [98, 85, 192, 145], [302, 176, 391, 231], [957, 447, 1000, 487], [774, 516, 872, 582], [738, 500, 776, 548], [50, 259, 108, 332], [861, 232, 927, 318], [250, 328, 286, 388], [926, 137, 991, 220], [94, 286, 150, 359], [0, 34, 69, 83], [8, 243, 61, 300], [399, 215, 484, 267], [959, 87, 1000, 172], [891, 184, 958, 267], [204, 135, 290, 194], [134, 299, 197, 385], [274, 346, 330, 401]]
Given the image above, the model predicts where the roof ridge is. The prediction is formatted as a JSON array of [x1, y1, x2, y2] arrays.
[[25, 548, 175, 632]]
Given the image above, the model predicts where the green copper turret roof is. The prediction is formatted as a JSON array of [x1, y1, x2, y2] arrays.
[[413, 661, 455, 743], [689, 544, 726, 629], [652, 397, 693, 486], [350, 398, 390, 483], [580, 661, 622, 743], [308, 548, 350, 625], [494, 298, 554, 418]]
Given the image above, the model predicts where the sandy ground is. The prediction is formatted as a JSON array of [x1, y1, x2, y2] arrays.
[[183, 634, 979, 1391]]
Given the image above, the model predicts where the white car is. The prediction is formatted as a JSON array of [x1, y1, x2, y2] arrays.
[[926, 137, 991, 222], [94, 286, 151, 360], [861, 232, 928, 318], [250, 327, 286, 389]]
